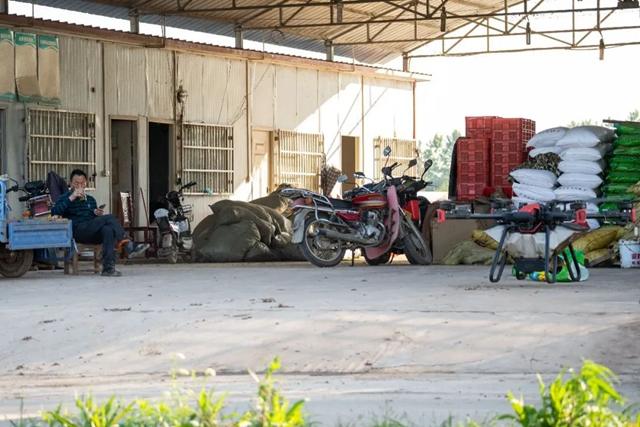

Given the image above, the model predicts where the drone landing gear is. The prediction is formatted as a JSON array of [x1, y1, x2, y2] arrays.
[[489, 226, 582, 284]]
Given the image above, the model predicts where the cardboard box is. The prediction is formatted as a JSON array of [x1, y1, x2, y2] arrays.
[[431, 218, 495, 264]]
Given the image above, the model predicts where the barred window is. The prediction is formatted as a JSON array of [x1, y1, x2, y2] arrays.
[[373, 137, 418, 180], [27, 109, 96, 188], [272, 130, 324, 191], [181, 123, 234, 195]]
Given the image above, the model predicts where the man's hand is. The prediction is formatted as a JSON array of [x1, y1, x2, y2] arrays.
[[94, 208, 104, 216], [69, 187, 84, 201]]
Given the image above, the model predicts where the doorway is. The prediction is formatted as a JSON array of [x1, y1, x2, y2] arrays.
[[252, 129, 272, 198], [111, 119, 137, 216], [341, 135, 359, 192], [148, 122, 171, 213]]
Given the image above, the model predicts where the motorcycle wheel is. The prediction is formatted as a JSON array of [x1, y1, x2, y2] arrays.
[[402, 217, 432, 265], [363, 250, 391, 266], [0, 248, 34, 278], [301, 217, 346, 268]]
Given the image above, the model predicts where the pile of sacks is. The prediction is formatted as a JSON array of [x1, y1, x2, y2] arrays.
[[192, 188, 305, 263], [508, 125, 616, 230], [554, 126, 614, 201], [602, 123, 640, 203]]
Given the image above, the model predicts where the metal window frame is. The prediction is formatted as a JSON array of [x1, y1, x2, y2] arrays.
[[26, 108, 97, 188], [181, 122, 234, 195], [374, 136, 418, 180], [273, 129, 325, 192]]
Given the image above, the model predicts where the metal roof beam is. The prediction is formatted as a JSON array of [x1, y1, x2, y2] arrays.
[[331, 24, 640, 45], [575, 9, 615, 45], [160, 0, 397, 14], [241, 5, 625, 30], [327, 0, 416, 39], [409, 40, 640, 56], [403, 0, 543, 52]]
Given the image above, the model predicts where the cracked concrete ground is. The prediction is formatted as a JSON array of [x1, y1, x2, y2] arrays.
[[0, 262, 638, 425]]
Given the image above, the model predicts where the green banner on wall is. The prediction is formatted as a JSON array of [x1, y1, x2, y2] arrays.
[[38, 34, 60, 105], [15, 32, 40, 103], [0, 28, 16, 102]]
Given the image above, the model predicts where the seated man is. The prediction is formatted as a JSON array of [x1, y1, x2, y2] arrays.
[[52, 169, 148, 276]]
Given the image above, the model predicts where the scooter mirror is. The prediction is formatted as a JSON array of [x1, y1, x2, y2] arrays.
[[353, 172, 366, 179], [408, 158, 418, 168], [383, 146, 392, 157], [337, 174, 349, 183], [176, 177, 183, 186], [424, 159, 433, 171]]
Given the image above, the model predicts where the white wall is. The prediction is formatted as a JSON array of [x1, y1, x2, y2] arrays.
[[1, 30, 416, 226]]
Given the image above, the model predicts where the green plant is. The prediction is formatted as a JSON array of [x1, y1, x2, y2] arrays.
[[240, 357, 306, 427], [42, 396, 133, 427], [501, 360, 639, 427]]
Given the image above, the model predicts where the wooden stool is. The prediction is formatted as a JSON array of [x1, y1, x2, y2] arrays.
[[64, 242, 102, 275]]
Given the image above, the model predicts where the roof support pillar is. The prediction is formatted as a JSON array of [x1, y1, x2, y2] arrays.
[[325, 39, 334, 61], [402, 53, 410, 72], [235, 25, 244, 49], [0, 0, 8, 14], [129, 8, 140, 34]]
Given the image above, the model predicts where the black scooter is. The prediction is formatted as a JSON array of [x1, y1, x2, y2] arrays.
[[153, 180, 197, 263]]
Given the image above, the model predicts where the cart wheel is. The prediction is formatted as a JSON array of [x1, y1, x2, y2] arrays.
[[0, 249, 34, 278], [516, 270, 526, 280]]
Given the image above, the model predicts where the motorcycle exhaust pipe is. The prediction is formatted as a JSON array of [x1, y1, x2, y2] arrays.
[[318, 228, 377, 246]]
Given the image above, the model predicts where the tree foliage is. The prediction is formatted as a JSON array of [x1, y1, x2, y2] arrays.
[[422, 130, 460, 192]]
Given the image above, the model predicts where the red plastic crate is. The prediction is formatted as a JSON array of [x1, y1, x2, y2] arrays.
[[491, 163, 519, 187], [465, 116, 497, 139], [456, 137, 491, 201], [491, 146, 525, 188], [457, 182, 486, 201], [490, 118, 536, 188], [492, 118, 536, 143]]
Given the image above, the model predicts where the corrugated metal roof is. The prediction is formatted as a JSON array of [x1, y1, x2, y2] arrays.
[[29, 0, 518, 64], [31, 0, 357, 59]]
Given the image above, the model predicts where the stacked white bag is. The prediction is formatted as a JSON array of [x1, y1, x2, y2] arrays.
[[510, 169, 557, 205], [554, 126, 614, 201], [509, 127, 568, 205], [525, 126, 568, 157]]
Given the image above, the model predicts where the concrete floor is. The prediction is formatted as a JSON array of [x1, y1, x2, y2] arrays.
[[0, 262, 638, 425]]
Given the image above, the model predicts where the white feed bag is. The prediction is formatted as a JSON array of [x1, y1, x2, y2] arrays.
[[558, 160, 604, 174], [556, 126, 615, 148], [485, 225, 578, 258], [526, 127, 569, 148], [529, 146, 563, 157], [554, 186, 597, 201], [557, 173, 602, 189], [560, 145, 610, 162], [513, 183, 556, 202], [510, 169, 557, 188]]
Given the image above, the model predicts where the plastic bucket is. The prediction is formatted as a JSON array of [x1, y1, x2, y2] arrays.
[[619, 240, 640, 268]]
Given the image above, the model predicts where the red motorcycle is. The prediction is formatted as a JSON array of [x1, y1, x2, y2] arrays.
[[282, 148, 431, 267], [349, 158, 434, 266]]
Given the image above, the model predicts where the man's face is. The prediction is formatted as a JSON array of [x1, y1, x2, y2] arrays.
[[70, 175, 87, 190]]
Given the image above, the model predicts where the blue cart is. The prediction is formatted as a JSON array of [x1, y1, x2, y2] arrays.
[[0, 179, 72, 278]]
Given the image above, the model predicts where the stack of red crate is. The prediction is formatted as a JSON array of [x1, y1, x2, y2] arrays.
[[456, 137, 491, 201], [456, 116, 536, 201], [490, 118, 536, 188], [465, 116, 497, 139]]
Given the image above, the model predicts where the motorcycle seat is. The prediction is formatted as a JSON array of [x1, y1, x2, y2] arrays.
[[328, 198, 353, 209]]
